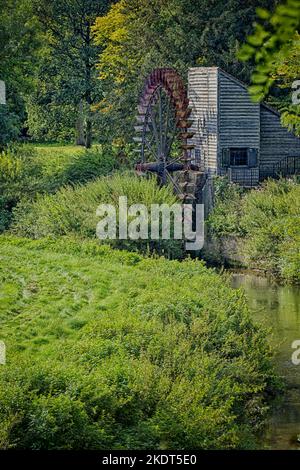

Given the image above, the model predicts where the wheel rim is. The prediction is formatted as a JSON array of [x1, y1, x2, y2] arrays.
[[134, 68, 196, 190]]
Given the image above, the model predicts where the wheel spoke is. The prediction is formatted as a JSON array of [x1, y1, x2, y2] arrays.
[[143, 118, 159, 161], [159, 87, 163, 161], [167, 154, 183, 165], [165, 125, 179, 160], [135, 68, 192, 190], [146, 90, 162, 160], [144, 134, 159, 161], [162, 94, 171, 155], [166, 170, 184, 195]]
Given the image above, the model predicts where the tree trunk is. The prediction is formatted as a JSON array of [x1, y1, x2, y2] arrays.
[[85, 116, 92, 149], [75, 101, 85, 146], [84, 23, 93, 149]]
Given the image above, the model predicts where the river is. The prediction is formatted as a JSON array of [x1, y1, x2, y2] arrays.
[[231, 272, 300, 449]]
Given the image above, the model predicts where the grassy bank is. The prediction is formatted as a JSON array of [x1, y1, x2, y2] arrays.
[[10, 173, 184, 258], [0, 144, 119, 231], [207, 177, 300, 283], [0, 236, 278, 449]]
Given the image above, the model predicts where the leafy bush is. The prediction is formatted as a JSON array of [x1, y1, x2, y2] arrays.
[[208, 177, 300, 282], [0, 236, 279, 449], [11, 173, 184, 258], [0, 146, 43, 230], [0, 145, 118, 231], [240, 178, 300, 282], [207, 177, 245, 237], [0, 105, 20, 149]]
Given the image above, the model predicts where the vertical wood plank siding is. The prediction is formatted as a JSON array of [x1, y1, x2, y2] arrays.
[[218, 70, 260, 187], [188, 68, 218, 171], [188, 67, 300, 186], [218, 71, 260, 151], [260, 106, 300, 167]]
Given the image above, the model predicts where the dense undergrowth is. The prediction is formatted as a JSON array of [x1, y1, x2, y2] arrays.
[[11, 173, 184, 258], [0, 236, 279, 449], [0, 145, 282, 449], [0, 145, 119, 231], [207, 177, 300, 283]]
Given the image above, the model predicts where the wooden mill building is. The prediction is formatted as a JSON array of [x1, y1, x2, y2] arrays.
[[188, 67, 300, 187]]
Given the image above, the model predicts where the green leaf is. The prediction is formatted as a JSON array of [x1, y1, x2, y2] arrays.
[[256, 8, 271, 20], [251, 73, 268, 85], [248, 84, 264, 94], [238, 44, 256, 61], [247, 35, 264, 47]]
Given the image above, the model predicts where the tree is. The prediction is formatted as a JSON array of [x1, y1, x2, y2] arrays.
[[239, 0, 300, 134], [30, 0, 113, 147], [93, 0, 277, 147], [0, 0, 40, 147], [25, 50, 85, 143], [270, 35, 300, 135]]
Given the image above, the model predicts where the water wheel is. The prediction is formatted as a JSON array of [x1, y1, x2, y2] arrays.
[[134, 68, 202, 203]]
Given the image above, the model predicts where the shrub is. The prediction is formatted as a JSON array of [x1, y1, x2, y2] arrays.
[[207, 177, 245, 237], [0, 145, 118, 231], [240, 178, 300, 282], [30, 144, 119, 192], [0, 105, 20, 149], [208, 177, 300, 282], [62, 148, 118, 186], [0, 146, 43, 230], [11, 174, 184, 258]]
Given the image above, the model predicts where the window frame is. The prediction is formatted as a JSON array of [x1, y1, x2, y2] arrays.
[[221, 147, 258, 169], [229, 148, 249, 167]]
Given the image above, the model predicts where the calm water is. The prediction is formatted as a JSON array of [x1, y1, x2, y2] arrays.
[[231, 272, 300, 450]]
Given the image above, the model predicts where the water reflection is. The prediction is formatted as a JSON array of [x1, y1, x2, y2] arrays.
[[231, 272, 300, 450]]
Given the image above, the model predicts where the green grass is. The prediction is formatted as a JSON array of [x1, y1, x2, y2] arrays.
[[0, 144, 119, 231], [28, 143, 94, 159], [27, 143, 87, 166], [30, 143, 86, 150], [0, 235, 279, 449], [11, 173, 184, 258]]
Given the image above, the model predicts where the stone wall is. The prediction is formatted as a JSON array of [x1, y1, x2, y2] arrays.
[[202, 234, 246, 267]]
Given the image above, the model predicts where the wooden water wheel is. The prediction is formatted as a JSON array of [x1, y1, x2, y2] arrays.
[[134, 68, 203, 203]]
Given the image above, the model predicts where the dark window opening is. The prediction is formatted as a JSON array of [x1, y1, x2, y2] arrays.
[[221, 148, 258, 168], [230, 148, 248, 166]]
